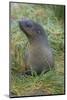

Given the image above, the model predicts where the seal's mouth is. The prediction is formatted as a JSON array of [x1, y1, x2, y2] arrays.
[[19, 21, 24, 31]]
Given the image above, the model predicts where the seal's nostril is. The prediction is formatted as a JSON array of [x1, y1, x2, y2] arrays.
[[26, 22, 32, 27]]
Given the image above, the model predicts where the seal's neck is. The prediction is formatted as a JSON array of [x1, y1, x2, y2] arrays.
[[29, 35, 49, 48]]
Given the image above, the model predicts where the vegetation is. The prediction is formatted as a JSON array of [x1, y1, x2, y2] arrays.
[[10, 2, 65, 97]]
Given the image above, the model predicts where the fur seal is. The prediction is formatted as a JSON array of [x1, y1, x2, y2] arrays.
[[19, 18, 54, 75]]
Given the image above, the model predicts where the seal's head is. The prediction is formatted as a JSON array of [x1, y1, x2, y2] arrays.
[[19, 18, 45, 38]]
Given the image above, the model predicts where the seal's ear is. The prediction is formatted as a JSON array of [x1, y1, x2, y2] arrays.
[[36, 29, 41, 34], [34, 23, 43, 34], [34, 26, 42, 34]]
